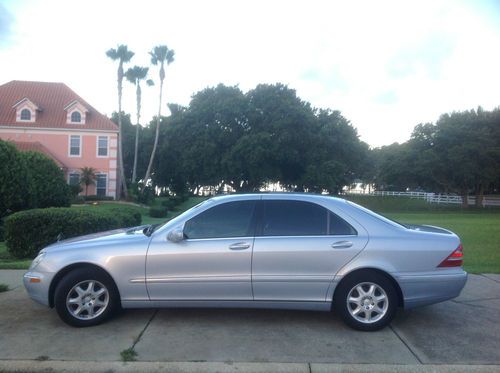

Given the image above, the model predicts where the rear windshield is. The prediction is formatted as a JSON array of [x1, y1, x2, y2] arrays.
[[346, 200, 408, 229]]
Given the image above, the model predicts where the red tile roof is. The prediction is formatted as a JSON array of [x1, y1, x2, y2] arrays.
[[11, 141, 67, 169], [0, 80, 118, 132]]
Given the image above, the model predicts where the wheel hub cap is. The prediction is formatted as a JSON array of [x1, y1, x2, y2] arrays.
[[66, 280, 109, 320], [347, 282, 389, 324]]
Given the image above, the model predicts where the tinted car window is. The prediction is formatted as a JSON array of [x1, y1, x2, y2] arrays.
[[184, 201, 256, 239], [262, 200, 327, 236], [329, 212, 357, 235]]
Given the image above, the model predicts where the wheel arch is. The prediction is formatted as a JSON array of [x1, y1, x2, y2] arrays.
[[332, 267, 404, 309], [48, 262, 121, 308]]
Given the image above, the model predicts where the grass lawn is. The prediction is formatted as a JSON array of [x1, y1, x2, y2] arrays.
[[1, 195, 498, 273]]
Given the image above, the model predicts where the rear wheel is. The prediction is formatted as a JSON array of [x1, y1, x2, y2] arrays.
[[334, 270, 397, 331], [54, 267, 119, 327]]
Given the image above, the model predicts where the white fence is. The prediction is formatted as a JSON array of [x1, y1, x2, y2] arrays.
[[345, 190, 500, 207]]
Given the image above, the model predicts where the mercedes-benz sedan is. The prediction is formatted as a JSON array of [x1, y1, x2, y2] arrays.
[[24, 194, 467, 331]]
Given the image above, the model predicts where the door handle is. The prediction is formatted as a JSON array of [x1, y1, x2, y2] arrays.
[[229, 242, 251, 250], [331, 241, 353, 249]]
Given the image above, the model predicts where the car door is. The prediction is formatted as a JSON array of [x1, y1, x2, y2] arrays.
[[252, 197, 368, 302], [146, 198, 258, 301]]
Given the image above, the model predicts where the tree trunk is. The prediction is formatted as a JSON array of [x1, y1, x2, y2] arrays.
[[132, 82, 141, 183], [461, 187, 468, 208], [117, 65, 128, 199], [475, 182, 484, 207], [144, 76, 164, 186]]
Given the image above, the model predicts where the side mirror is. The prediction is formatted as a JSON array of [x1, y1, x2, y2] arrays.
[[167, 228, 185, 243]]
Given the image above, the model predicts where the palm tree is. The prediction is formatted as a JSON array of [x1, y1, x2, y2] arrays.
[[80, 167, 96, 196], [106, 44, 134, 199], [143, 45, 175, 186], [125, 66, 154, 183]]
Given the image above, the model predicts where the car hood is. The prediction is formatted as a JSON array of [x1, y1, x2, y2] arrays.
[[44, 225, 150, 252]]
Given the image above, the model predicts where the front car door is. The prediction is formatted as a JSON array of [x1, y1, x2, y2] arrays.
[[252, 196, 368, 302], [146, 197, 258, 301]]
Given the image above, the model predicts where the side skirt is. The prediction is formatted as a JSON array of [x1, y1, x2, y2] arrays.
[[121, 300, 332, 312]]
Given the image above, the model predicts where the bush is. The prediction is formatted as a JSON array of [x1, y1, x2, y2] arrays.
[[149, 206, 168, 218], [0, 140, 31, 217], [5, 207, 142, 259], [23, 151, 71, 208], [83, 195, 115, 202]]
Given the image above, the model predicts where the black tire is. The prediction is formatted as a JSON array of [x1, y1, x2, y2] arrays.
[[334, 270, 398, 331], [54, 267, 120, 327]]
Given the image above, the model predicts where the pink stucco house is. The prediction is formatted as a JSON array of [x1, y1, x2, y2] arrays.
[[0, 80, 119, 198]]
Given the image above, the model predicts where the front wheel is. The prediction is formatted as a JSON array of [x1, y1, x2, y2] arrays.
[[334, 271, 398, 331], [54, 268, 119, 327]]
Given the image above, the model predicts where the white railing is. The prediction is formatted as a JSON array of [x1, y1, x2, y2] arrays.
[[344, 190, 500, 207]]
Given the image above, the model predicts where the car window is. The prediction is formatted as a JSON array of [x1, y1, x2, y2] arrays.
[[262, 200, 328, 236], [329, 211, 357, 235], [184, 200, 256, 239]]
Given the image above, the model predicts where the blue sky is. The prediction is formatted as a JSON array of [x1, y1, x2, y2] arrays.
[[1, 0, 499, 146]]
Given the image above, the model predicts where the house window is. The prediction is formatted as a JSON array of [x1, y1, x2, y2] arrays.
[[69, 135, 81, 156], [20, 109, 31, 121], [71, 111, 81, 123], [96, 174, 107, 196], [97, 136, 108, 156], [69, 173, 80, 186]]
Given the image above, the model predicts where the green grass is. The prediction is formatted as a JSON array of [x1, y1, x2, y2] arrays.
[[0, 283, 9, 292], [120, 347, 137, 362], [0, 242, 32, 269]]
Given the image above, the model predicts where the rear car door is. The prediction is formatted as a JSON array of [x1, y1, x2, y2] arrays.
[[252, 197, 368, 302]]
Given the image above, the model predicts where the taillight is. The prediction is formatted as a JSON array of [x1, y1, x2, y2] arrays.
[[438, 244, 463, 267]]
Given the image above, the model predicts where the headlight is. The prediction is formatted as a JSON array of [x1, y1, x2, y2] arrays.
[[29, 250, 46, 270]]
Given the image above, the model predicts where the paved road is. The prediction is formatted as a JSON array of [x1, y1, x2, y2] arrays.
[[0, 270, 499, 370]]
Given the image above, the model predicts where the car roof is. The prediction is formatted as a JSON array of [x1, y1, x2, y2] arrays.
[[209, 192, 349, 205]]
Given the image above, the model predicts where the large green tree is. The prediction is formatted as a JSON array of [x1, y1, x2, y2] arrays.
[[106, 44, 134, 198]]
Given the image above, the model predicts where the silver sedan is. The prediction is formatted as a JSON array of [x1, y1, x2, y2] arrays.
[[24, 194, 467, 331]]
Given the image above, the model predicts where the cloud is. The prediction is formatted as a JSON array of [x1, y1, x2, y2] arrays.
[[387, 33, 455, 80], [0, 4, 14, 48]]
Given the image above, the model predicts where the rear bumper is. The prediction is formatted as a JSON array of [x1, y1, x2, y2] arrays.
[[397, 270, 467, 309]]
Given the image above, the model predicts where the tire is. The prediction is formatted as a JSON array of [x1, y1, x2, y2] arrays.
[[334, 270, 398, 331], [54, 267, 120, 327]]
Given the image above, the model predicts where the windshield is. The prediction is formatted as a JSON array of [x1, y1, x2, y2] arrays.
[[149, 199, 210, 234]]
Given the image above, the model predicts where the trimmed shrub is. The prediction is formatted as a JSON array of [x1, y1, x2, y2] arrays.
[[83, 195, 115, 202], [5, 207, 142, 259], [0, 140, 31, 216], [23, 151, 71, 208], [149, 206, 168, 218]]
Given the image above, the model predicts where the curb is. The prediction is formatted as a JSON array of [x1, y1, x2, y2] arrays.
[[0, 361, 499, 373]]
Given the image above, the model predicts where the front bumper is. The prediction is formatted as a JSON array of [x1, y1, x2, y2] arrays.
[[23, 271, 52, 306], [397, 270, 468, 309]]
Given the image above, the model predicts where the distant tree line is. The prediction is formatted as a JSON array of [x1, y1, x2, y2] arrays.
[[114, 83, 499, 206], [370, 107, 500, 206]]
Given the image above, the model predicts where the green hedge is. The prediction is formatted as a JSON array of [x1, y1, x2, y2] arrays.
[[5, 207, 142, 259], [149, 206, 168, 218]]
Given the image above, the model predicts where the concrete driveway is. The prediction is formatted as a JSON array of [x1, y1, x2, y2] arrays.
[[0, 270, 499, 371]]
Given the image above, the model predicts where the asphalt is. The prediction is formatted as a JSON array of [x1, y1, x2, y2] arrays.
[[0, 270, 499, 372]]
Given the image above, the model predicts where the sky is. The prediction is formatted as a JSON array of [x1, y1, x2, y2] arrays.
[[1, 0, 499, 147]]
